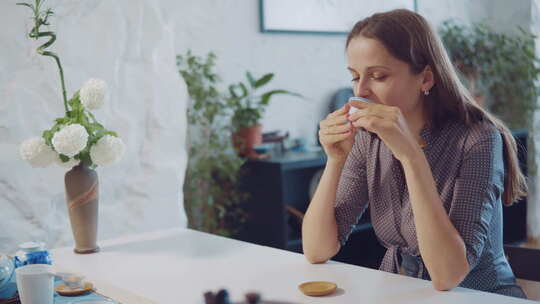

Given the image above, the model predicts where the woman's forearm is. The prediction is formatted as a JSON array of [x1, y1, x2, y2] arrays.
[[401, 150, 469, 291], [302, 159, 344, 263]]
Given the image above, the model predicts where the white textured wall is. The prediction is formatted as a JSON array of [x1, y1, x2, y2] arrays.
[[0, 0, 188, 253], [418, 0, 532, 31], [418, 0, 488, 26]]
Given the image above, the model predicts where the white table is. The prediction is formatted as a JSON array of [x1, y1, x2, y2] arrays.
[[51, 228, 534, 303]]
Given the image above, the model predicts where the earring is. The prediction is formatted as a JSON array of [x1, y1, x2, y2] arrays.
[[423, 89, 430, 96]]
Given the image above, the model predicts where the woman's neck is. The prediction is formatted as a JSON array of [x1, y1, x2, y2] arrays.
[[404, 103, 428, 146]]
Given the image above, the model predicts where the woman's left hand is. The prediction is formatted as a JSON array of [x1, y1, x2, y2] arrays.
[[348, 99, 422, 163]]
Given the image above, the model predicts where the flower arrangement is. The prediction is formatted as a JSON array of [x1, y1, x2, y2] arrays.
[[18, 0, 124, 169]]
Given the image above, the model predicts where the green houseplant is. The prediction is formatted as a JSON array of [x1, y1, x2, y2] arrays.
[[177, 50, 248, 237], [227, 72, 300, 156], [439, 20, 540, 130]]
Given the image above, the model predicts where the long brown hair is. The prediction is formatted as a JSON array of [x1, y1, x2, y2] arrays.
[[346, 9, 527, 206]]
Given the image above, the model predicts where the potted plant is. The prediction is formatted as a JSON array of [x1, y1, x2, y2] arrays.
[[226, 72, 300, 157], [439, 20, 540, 130], [177, 50, 248, 237], [17, 0, 125, 254]]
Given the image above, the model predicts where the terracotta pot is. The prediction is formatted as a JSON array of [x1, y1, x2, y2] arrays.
[[64, 164, 100, 254], [232, 124, 262, 157]]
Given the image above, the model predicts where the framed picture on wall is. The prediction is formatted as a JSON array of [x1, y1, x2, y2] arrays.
[[259, 0, 417, 34]]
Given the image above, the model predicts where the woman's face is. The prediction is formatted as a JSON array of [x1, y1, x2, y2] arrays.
[[346, 36, 429, 116]]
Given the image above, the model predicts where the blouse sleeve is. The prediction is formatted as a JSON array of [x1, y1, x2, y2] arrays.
[[334, 132, 370, 246], [449, 129, 505, 270]]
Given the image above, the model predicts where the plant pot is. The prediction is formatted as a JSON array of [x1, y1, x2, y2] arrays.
[[232, 124, 262, 157], [64, 164, 100, 254]]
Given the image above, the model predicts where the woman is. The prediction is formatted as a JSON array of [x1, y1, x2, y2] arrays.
[[302, 9, 527, 298]]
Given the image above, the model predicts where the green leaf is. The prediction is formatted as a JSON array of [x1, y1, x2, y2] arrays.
[[228, 84, 239, 99], [260, 89, 300, 106], [16, 3, 33, 9], [90, 122, 104, 130], [59, 154, 69, 162], [229, 83, 248, 100], [42, 130, 53, 145], [238, 83, 248, 99], [78, 151, 94, 167], [246, 71, 256, 87], [254, 73, 274, 88]]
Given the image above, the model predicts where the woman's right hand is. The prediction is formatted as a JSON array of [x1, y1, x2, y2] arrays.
[[318, 104, 356, 164]]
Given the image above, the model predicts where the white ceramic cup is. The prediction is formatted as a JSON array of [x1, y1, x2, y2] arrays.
[[15, 264, 55, 304]]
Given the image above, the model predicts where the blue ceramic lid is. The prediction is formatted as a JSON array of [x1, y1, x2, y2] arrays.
[[0, 255, 13, 284]]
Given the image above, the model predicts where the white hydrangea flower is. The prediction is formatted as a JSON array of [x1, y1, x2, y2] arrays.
[[80, 78, 107, 110], [19, 137, 57, 168], [52, 124, 89, 157], [90, 135, 125, 166], [55, 154, 80, 169]]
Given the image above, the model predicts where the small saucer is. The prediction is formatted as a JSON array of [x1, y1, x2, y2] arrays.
[[55, 282, 94, 296], [298, 281, 337, 297]]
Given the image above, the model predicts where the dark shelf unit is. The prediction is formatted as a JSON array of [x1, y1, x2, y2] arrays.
[[236, 151, 384, 269]]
